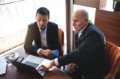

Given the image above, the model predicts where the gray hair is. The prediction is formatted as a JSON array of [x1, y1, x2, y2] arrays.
[[74, 8, 89, 20]]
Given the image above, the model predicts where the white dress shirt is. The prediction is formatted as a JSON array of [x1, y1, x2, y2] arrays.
[[54, 23, 88, 66], [37, 26, 48, 54], [77, 23, 88, 39]]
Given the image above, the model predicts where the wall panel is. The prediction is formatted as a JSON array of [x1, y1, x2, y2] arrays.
[[95, 9, 120, 47], [74, 0, 100, 8]]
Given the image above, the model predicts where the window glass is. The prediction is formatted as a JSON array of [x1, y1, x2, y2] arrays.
[[0, 0, 65, 54], [0, 0, 65, 38]]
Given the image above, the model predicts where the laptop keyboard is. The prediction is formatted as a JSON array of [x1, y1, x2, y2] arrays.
[[24, 61, 39, 68], [24, 61, 47, 76], [37, 67, 47, 76]]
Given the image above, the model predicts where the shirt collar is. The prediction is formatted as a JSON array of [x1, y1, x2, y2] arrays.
[[38, 25, 47, 33], [77, 23, 88, 34]]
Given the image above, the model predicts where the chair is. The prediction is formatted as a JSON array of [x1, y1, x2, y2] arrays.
[[103, 41, 120, 79], [58, 28, 64, 56]]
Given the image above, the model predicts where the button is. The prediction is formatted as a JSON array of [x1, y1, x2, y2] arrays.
[[77, 66, 79, 68]]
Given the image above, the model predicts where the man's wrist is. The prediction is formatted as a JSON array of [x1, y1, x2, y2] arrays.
[[40, 49, 44, 54], [54, 58, 59, 66], [37, 48, 43, 55]]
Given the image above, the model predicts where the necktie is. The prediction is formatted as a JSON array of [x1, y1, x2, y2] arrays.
[[75, 33, 78, 41]]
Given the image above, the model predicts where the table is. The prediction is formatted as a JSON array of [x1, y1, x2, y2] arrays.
[[0, 46, 72, 79]]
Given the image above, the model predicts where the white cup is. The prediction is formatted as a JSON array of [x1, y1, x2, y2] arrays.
[[10, 53, 15, 59]]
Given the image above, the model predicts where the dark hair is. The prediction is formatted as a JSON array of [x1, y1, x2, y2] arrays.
[[36, 7, 50, 18]]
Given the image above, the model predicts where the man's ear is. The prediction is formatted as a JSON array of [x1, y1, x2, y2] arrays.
[[86, 18, 89, 22], [85, 18, 89, 23]]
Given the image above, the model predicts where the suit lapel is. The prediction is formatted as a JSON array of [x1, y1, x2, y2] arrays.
[[75, 33, 78, 42], [34, 23, 41, 46], [76, 23, 90, 42], [76, 34, 84, 42], [46, 22, 51, 45]]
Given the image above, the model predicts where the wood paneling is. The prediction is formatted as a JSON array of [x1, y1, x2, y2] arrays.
[[66, 0, 74, 52], [95, 9, 120, 47], [74, 0, 100, 9]]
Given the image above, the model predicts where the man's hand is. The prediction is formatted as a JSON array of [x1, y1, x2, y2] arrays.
[[40, 49, 55, 56], [67, 63, 75, 75], [36, 60, 55, 71]]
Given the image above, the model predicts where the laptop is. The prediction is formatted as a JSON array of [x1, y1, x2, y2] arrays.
[[6, 55, 46, 76]]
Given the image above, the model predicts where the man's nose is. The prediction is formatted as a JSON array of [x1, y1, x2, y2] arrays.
[[39, 20, 44, 24]]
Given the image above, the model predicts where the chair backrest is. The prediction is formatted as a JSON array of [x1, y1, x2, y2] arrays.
[[58, 28, 64, 56], [103, 41, 120, 79]]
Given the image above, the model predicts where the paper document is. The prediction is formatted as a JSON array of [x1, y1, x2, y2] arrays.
[[0, 57, 7, 75]]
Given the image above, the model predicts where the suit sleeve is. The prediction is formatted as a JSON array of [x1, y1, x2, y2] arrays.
[[58, 30, 103, 66], [24, 25, 39, 54]]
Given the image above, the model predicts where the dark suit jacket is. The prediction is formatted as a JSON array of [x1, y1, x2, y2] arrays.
[[24, 21, 59, 54], [58, 23, 109, 79]]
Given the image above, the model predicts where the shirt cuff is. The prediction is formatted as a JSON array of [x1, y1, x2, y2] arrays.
[[37, 48, 42, 55], [54, 58, 59, 66]]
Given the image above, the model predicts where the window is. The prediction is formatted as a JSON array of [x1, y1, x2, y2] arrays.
[[0, 0, 66, 54]]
